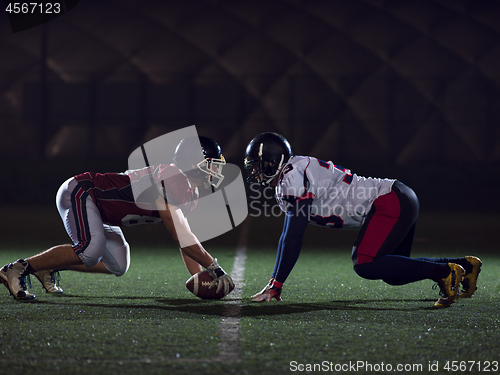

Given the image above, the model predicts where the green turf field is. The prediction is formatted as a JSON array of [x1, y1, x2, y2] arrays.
[[0, 242, 499, 375]]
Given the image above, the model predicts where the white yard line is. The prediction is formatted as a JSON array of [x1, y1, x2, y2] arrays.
[[215, 217, 250, 362], [215, 244, 247, 362], [0, 240, 251, 366]]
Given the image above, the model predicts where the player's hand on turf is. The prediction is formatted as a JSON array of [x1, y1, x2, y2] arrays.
[[206, 258, 235, 295], [252, 278, 283, 302]]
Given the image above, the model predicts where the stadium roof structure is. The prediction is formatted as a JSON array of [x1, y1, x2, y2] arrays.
[[1, 0, 499, 164]]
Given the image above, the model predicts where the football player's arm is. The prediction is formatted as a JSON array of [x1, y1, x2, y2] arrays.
[[180, 250, 203, 275], [155, 196, 234, 293], [252, 198, 312, 302], [155, 195, 213, 269]]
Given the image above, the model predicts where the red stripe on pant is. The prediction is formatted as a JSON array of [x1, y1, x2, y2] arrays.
[[73, 188, 88, 254], [355, 190, 401, 265]]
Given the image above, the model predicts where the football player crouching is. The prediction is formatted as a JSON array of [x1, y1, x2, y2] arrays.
[[0, 136, 234, 300], [244, 132, 481, 308]]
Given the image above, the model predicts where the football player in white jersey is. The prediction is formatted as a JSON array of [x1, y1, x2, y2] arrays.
[[0, 137, 234, 300], [244, 132, 481, 308]]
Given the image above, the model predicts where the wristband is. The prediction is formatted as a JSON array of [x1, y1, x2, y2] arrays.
[[270, 279, 283, 290]]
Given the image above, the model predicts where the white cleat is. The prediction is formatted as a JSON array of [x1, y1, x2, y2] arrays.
[[0, 259, 36, 300], [33, 270, 63, 294]]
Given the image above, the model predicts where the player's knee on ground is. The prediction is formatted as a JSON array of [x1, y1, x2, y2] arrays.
[[77, 232, 107, 268], [103, 242, 130, 277], [353, 262, 379, 280], [355, 264, 402, 284], [381, 278, 405, 286]]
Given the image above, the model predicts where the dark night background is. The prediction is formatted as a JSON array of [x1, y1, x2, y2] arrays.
[[0, 0, 499, 248]]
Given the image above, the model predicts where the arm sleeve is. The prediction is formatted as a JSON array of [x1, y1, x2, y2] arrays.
[[272, 198, 312, 284]]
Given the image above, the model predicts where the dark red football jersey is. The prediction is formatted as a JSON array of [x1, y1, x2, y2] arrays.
[[74, 164, 198, 227]]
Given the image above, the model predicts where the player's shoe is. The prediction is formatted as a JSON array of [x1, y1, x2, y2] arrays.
[[33, 270, 63, 294], [459, 256, 482, 298], [434, 263, 464, 308], [0, 259, 36, 300]]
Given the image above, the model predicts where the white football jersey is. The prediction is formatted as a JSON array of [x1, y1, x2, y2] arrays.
[[276, 156, 395, 229]]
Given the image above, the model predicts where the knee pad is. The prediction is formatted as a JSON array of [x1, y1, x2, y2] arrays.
[[76, 233, 107, 268], [353, 262, 378, 280], [104, 242, 130, 277], [78, 252, 102, 269]]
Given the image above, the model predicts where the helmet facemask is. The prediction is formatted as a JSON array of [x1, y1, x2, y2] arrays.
[[244, 132, 293, 188], [244, 158, 262, 184], [174, 136, 226, 189], [244, 144, 285, 187], [197, 155, 226, 188]]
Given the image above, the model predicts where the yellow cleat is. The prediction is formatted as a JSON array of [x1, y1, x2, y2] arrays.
[[459, 256, 482, 298], [434, 263, 465, 308]]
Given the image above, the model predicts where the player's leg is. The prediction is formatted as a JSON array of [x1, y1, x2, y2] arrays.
[[376, 220, 437, 285], [352, 181, 464, 307], [351, 181, 420, 269], [353, 181, 442, 282], [62, 225, 128, 276], [384, 194, 481, 297], [31, 260, 112, 295], [1, 178, 83, 299], [27, 244, 81, 271], [381, 223, 480, 296], [381, 183, 481, 297], [65, 262, 112, 274], [393, 234, 474, 275], [30, 179, 109, 293], [360, 255, 449, 285], [413, 255, 482, 298], [66, 226, 129, 276], [98, 225, 130, 277]]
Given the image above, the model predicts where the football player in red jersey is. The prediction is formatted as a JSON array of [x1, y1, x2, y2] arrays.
[[0, 136, 234, 300], [244, 132, 482, 308]]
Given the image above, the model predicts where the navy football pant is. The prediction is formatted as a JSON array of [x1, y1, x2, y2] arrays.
[[352, 181, 452, 285]]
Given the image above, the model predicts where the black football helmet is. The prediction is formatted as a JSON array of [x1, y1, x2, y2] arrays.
[[244, 132, 293, 187], [174, 136, 226, 188]]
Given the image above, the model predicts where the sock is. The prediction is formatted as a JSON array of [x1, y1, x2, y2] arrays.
[[446, 258, 474, 274], [431, 263, 451, 282], [421, 257, 471, 275]]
